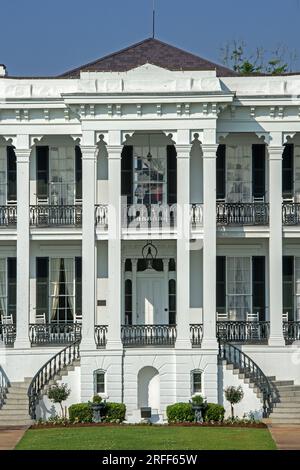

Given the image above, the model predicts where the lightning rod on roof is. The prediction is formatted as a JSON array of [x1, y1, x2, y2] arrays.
[[152, 0, 155, 38]]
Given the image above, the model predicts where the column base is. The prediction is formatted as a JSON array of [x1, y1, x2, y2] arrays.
[[14, 338, 31, 350], [201, 338, 219, 350], [106, 340, 123, 350], [268, 335, 286, 347], [175, 338, 192, 349]]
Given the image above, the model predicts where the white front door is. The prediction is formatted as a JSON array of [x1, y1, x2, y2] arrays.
[[137, 274, 165, 324]]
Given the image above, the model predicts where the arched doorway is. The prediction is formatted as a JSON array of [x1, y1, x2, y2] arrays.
[[137, 366, 160, 412]]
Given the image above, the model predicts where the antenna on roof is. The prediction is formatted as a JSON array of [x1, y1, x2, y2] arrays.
[[152, 0, 155, 38]]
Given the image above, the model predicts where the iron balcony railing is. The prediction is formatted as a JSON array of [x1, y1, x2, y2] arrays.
[[283, 321, 300, 344], [0, 365, 9, 410], [216, 202, 269, 226], [0, 205, 17, 227], [30, 205, 82, 227], [29, 323, 82, 346], [123, 204, 176, 230], [121, 324, 177, 347], [282, 202, 300, 225], [190, 204, 203, 226], [94, 325, 108, 348], [190, 324, 203, 346], [95, 204, 108, 228], [216, 321, 270, 344], [0, 324, 16, 346]]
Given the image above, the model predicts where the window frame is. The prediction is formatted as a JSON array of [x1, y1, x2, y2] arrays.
[[191, 369, 203, 395], [94, 369, 106, 396]]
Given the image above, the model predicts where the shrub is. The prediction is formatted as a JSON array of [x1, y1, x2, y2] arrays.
[[166, 403, 194, 423], [191, 395, 204, 406], [204, 403, 225, 423], [104, 402, 126, 423], [224, 386, 244, 419], [68, 403, 93, 423], [48, 384, 71, 418], [92, 395, 102, 404]]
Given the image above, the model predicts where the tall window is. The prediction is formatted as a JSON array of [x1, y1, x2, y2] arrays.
[[0, 259, 7, 318], [227, 257, 252, 320], [94, 370, 106, 394], [226, 146, 252, 202], [49, 147, 75, 205], [191, 370, 202, 395], [125, 279, 132, 325], [0, 258, 16, 321], [0, 147, 7, 205], [133, 146, 167, 205]]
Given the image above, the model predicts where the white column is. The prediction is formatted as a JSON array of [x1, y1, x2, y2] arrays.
[[81, 144, 97, 350], [176, 140, 191, 349], [202, 144, 219, 350], [268, 145, 285, 346], [15, 143, 31, 349], [107, 134, 123, 349]]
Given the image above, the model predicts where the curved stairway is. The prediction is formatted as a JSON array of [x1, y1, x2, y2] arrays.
[[0, 378, 33, 427], [268, 377, 300, 425]]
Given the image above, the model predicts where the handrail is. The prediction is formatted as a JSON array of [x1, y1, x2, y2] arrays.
[[30, 205, 82, 226], [216, 202, 269, 225], [0, 205, 17, 226], [0, 366, 10, 410], [27, 339, 80, 419], [218, 340, 278, 417]]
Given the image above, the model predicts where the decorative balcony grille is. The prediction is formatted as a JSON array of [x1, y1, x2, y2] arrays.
[[94, 325, 108, 348], [282, 203, 300, 225], [0, 205, 17, 226], [190, 324, 203, 346], [30, 205, 82, 227], [190, 204, 203, 226], [0, 324, 16, 346], [216, 321, 270, 344], [29, 323, 82, 345], [95, 205, 108, 228], [121, 324, 177, 347], [0, 365, 9, 410], [216, 202, 269, 226], [123, 204, 176, 229], [283, 321, 300, 344]]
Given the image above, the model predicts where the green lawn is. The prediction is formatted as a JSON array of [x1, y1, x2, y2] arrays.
[[16, 426, 277, 450]]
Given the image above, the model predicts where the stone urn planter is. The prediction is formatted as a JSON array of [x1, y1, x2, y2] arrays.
[[90, 396, 106, 423], [190, 396, 208, 424]]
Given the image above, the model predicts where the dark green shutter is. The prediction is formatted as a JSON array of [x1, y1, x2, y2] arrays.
[[252, 257, 265, 320], [36, 257, 49, 320], [252, 145, 266, 198], [75, 257, 82, 317], [7, 258, 16, 321], [167, 145, 177, 204], [75, 146, 82, 201], [36, 146, 49, 200], [216, 145, 226, 199], [217, 256, 226, 313], [282, 144, 293, 199], [7, 147, 17, 202], [121, 146, 133, 204], [283, 256, 294, 321]]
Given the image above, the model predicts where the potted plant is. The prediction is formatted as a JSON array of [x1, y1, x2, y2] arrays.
[[190, 395, 208, 423], [90, 395, 106, 423], [224, 386, 244, 420]]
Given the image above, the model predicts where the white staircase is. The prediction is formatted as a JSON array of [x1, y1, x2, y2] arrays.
[[268, 377, 300, 425], [0, 378, 33, 427]]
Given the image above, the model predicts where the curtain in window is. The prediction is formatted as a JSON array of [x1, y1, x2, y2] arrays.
[[0, 147, 7, 205], [294, 146, 300, 201], [226, 146, 252, 202], [50, 258, 61, 320], [49, 146, 75, 205], [0, 259, 7, 318], [64, 258, 74, 318], [227, 257, 252, 320], [133, 145, 166, 205], [295, 257, 300, 320]]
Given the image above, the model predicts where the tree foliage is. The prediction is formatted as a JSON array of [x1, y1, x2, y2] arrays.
[[224, 385, 244, 419], [221, 41, 297, 75]]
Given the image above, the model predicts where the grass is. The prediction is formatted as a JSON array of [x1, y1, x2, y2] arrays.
[[16, 426, 277, 450]]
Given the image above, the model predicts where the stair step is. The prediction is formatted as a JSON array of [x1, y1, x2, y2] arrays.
[[273, 381, 295, 387], [267, 376, 276, 381], [271, 411, 300, 417], [0, 411, 31, 418], [1, 404, 28, 410], [275, 402, 300, 408], [278, 391, 300, 397], [270, 418, 300, 424], [276, 385, 300, 391]]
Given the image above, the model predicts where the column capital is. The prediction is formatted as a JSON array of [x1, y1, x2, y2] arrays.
[[268, 146, 285, 160], [80, 145, 98, 160], [201, 144, 218, 158], [107, 145, 123, 158], [14, 148, 31, 163], [176, 144, 192, 157]]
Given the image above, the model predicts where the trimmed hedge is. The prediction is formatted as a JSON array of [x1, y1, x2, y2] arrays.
[[166, 402, 225, 424], [104, 402, 126, 423], [68, 402, 126, 423], [204, 403, 225, 423], [69, 403, 93, 423], [166, 403, 194, 423]]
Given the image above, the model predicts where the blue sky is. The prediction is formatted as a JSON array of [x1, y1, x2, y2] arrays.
[[1, 0, 300, 75]]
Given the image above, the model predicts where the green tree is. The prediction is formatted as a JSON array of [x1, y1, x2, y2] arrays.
[[48, 383, 71, 418], [224, 385, 244, 419]]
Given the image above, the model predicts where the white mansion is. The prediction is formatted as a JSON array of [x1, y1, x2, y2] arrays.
[[1, 38, 300, 425]]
